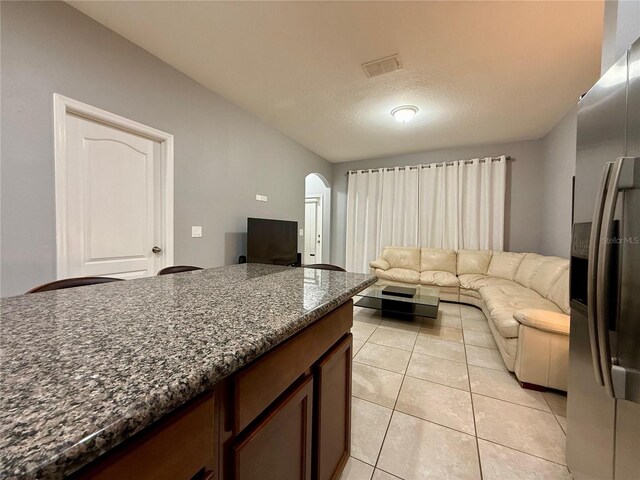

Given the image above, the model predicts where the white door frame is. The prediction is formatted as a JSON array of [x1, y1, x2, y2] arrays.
[[305, 194, 323, 263], [53, 94, 174, 279]]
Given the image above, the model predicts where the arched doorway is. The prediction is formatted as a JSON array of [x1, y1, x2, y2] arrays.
[[304, 173, 330, 265]]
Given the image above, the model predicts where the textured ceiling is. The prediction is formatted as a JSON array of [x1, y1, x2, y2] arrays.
[[68, 1, 603, 162]]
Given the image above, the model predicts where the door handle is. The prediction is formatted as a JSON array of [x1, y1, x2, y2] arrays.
[[588, 162, 612, 386], [152, 246, 162, 254], [598, 157, 640, 399], [597, 159, 621, 397]]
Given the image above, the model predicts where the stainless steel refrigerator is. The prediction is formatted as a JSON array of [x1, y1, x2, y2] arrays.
[[567, 37, 640, 480]]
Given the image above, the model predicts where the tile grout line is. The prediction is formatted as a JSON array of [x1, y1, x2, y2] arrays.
[[356, 336, 419, 353], [375, 468, 402, 479], [353, 387, 567, 469], [470, 391, 553, 414], [541, 391, 569, 436], [352, 305, 568, 478], [364, 306, 489, 478], [370, 312, 424, 476], [479, 437, 571, 469], [461, 304, 485, 480], [464, 308, 569, 470], [356, 394, 478, 438], [352, 359, 408, 376], [410, 348, 468, 365]]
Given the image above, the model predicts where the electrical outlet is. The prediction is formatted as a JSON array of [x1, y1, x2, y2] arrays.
[[255, 194, 268, 202], [191, 226, 203, 238]]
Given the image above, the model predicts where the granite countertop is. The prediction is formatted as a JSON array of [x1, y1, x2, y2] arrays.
[[0, 264, 375, 479]]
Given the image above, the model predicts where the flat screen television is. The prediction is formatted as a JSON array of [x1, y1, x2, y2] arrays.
[[247, 217, 298, 266]]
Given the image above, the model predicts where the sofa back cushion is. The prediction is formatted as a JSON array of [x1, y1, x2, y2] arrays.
[[514, 253, 545, 288], [547, 269, 570, 314], [421, 248, 457, 274], [381, 247, 421, 271], [487, 251, 525, 280], [456, 250, 492, 275], [530, 257, 569, 298]]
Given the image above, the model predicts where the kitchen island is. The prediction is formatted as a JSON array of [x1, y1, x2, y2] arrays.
[[0, 264, 375, 479]]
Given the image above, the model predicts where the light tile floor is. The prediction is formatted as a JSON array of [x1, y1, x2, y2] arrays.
[[343, 303, 571, 480]]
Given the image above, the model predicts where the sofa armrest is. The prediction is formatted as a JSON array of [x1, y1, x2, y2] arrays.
[[369, 258, 390, 271], [514, 309, 570, 336]]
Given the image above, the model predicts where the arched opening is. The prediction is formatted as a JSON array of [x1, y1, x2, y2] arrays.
[[304, 173, 331, 265]]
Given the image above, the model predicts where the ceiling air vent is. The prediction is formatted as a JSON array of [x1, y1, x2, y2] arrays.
[[362, 54, 403, 78]]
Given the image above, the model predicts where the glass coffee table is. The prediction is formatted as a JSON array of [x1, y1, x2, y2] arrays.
[[354, 284, 440, 319]]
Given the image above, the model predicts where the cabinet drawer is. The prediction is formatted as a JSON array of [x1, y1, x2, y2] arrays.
[[233, 300, 352, 433], [71, 391, 216, 480], [232, 376, 313, 480]]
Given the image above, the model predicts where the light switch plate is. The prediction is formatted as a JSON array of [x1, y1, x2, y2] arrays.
[[255, 194, 268, 202], [191, 226, 203, 238], [299, 229, 304, 236]]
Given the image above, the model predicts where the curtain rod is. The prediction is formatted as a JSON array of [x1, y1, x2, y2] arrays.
[[347, 155, 512, 175]]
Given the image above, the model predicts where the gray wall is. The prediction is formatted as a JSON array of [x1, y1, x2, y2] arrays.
[[539, 107, 578, 257], [0, 1, 331, 297], [330, 139, 546, 267], [602, 0, 640, 74]]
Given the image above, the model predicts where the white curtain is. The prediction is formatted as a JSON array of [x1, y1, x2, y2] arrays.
[[345, 170, 382, 274], [460, 157, 507, 250], [419, 156, 506, 250], [380, 167, 419, 249], [345, 167, 418, 273], [345, 156, 507, 273]]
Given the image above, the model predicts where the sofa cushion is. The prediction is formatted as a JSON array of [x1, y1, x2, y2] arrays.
[[487, 251, 525, 280], [376, 267, 419, 284], [480, 284, 562, 338], [530, 257, 569, 298], [369, 258, 390, 271], [420, 248, 457, 274], [419, 271, 460, 287], [487, 318, 519, 358], [458, 274, 515, 291], [514, 309, 570, 335], [457, 250, 492, 275], [547, 269, 570, 314], [381, 247, 421, 271], [514, 253, 545, 288], [460, 288, 482, 300]]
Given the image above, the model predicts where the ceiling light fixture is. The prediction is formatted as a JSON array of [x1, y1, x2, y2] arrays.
[[391, 105, 419, 123]]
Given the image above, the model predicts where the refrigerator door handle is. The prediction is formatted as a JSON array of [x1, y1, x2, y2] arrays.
[[597, 159, 621, 397], [603, 157, 640, 400], [588, 162, 612, 386]]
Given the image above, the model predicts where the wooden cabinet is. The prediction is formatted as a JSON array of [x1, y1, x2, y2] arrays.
[[75, 300, 354, 480], [232, 376, 314, 480], [232, 301, 353, 433], [226, 301, 354, 480], [315, 334, 353, 480], [228, 333, 353, 480]]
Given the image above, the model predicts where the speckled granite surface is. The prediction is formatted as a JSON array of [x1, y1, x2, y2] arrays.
[[0, 264, 375, 479]]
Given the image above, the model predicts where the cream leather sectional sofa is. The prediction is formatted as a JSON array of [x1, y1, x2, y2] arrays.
[[369, 247, 570, 391]]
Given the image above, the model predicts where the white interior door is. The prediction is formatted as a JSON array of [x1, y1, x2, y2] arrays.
[[304, 196, 322, 264], [63, 113, 164, 279]]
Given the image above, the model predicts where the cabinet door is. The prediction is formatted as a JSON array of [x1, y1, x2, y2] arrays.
[[233, 376, 313, 480], [315, 334, 353, 480]]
